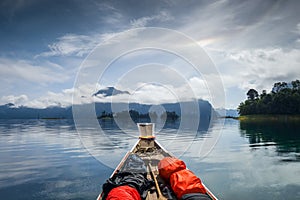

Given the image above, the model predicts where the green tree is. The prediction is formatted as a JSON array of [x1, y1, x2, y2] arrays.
[[247, 89, 259, 100], [238, 80, 300, 115], [292, 80, 300, 90], [272, 81, 288, 93]]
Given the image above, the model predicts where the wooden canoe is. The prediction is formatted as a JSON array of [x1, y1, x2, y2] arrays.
[[97, 136, 218, 200]]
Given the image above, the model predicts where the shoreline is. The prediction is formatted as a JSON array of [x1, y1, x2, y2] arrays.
[[238, 114, 300, 122]]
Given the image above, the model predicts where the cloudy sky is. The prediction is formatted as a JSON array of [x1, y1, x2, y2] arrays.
[[0, 0, 300, 109]]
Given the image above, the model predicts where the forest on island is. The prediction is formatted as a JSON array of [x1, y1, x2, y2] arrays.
[[238, 80, 300, 115], [98, 110, 179, 120]]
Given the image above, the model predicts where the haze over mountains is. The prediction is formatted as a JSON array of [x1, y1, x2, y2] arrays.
[[0, 87, 220, 119]]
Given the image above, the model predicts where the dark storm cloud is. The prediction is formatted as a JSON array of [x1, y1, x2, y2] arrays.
[[2, 0, 298, 57], [0, 0, 123, 57], [178, 0, 300, 49]]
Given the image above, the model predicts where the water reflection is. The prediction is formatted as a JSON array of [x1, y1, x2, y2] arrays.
[[1, 119, 299, 200], [240, 120, 300, 161], [0, 119, 111, 200]]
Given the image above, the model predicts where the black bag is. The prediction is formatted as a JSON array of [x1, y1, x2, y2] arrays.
[[102, 154, 153, 200], [181, 193, 212, 200], [122, 154, 148, 174]]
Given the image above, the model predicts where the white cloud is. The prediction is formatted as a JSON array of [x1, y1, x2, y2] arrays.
[[24, 83, 103, 108], [38, 34, 99, 57], [102, 11, 124, 25], [94, 78, 210, 105], [202, 46, 300, 108], [188, 76, 211, 100], [95, 2, 118, 12], [4, 0, 299, 110], [39, 2, 127, 57], [0, 58, 69, 84], [215, 48, 300, 92], [94, 2, 124, 25], [39, 10, 173, 58], [130, 11, 173, 28], [1, 94, 28, 107], [38, 31, 128, 58], [180, 0, 300, 51], [0, 75, 213, 108]]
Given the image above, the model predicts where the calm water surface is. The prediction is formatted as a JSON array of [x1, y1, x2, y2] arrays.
[[0, 119, 299, 200]]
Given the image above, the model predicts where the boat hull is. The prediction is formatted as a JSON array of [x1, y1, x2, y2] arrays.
[[97, 138, 217, 200]]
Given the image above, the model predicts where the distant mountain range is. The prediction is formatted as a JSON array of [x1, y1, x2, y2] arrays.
[[0, 100, 215, 119], [0, 87, 221, 120], [215, 108, 239, 117], [0, 103, 72, 119]]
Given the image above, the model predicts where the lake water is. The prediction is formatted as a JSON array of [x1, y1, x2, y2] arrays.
[[0, 118, 299, 200]]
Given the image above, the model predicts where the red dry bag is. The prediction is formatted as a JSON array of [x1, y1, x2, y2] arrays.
[[106, 185, 141, 200], [170, 169, 207, 199], [158, 157, 186, 180]]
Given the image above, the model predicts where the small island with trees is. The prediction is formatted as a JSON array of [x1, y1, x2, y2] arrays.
[[238, 80, 300, 121], [97, 110, 179, 121]]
